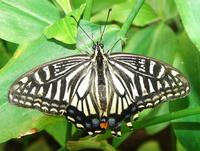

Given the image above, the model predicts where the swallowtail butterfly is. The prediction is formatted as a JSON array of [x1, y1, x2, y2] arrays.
[[8, 14, 190, 137]]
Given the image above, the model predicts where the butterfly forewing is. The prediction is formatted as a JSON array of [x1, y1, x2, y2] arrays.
[[8, 55, 91, 115]]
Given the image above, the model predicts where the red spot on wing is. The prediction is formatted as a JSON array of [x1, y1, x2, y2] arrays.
[[100, 122, 108, 129]]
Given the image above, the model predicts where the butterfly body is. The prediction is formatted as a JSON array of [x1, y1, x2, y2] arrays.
[[8, 40, 190, 136]]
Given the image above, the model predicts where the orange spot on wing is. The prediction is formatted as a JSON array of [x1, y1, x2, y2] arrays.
[[100, 122, 109, 129]]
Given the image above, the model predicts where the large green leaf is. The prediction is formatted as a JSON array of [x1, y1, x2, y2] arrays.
[[170, 32, 200, 151], [147, 0, 178, 20], [0, 0, 59, 43], [175, 0, 200, 51], [92, 0, 158, 27], [124, 23, 177, 64]]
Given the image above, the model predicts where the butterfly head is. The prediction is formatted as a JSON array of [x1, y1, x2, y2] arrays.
[[92, 41, 104, 50], [92, 41, 104, 55]]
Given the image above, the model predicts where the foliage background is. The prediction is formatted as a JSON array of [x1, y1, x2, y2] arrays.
[[0, 0, 200, 151]]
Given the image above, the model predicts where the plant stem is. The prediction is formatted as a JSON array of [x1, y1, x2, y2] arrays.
[[120, 0, 146, 39], [83, 0, 94, 20]]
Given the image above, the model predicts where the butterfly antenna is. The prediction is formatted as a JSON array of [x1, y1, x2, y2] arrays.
[[107, 39, 121, 53], [70, 15, 95, 46], [100, 8, 112, 42]]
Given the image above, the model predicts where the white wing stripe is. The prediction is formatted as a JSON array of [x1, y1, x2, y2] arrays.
[[149, 61, 156, 75], [46, 83, 53, 99], [20, 77, 28, 83], [43, 66, 51, 80], [117, 97, 122, 114], [34, 71, 44, 84], [110, 71, 125, 95], [157, 65, 165, 78], [77, 70, 91, 98], [37, 86, 44, 96], [139, 75, 148, 96], [148, 79, 155, 93], [110, 93, 117, 114], [30, 87, 36, 95]]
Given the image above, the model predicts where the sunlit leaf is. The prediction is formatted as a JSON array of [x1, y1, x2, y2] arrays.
[[175, 0, 200, 51], [0, 0, 59, 43], [43, 4, 85, 44], [92, 0, 158, 27]]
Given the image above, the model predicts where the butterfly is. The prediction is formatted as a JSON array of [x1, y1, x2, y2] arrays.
[[8, 14, 190, 136]]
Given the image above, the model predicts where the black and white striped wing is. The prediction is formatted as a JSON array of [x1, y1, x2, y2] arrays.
[[106, 53, 190, 125], [8, 55, 93, 115]]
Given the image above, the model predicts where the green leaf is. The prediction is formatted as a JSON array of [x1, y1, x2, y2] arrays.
[[138, 140, 161, 151], [45, 120, 68, 147], [147, 0, 178, 20], [0, 0, 60, 43], [145, 103, 169, 135], [70, 0, 124, 12], [43, 4, 85, 44], [175, 0, 200, 51], [177, 139, 187, 151], [124, 23, 177, 64], [4, 41, 18, 55], [170, 32, 200, 151], [92, 0, 158, 27], [0, 40, 11, 68]]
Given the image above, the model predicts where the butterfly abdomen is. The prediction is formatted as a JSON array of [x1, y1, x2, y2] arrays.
[[96, 49, 107, 112]]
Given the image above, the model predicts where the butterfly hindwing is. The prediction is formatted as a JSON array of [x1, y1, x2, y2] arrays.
[[65, 67, 103, 133]]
